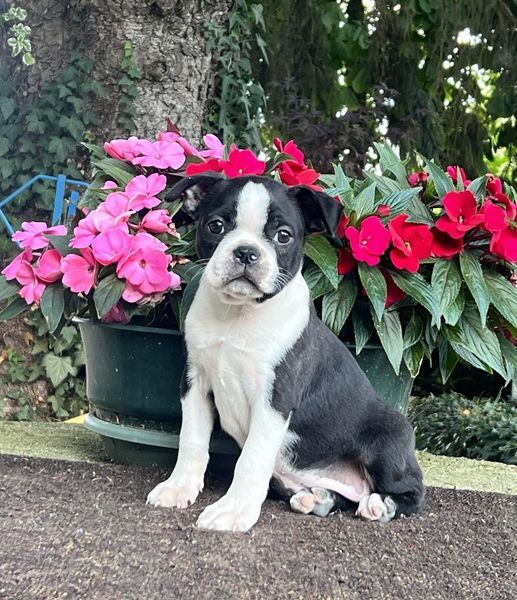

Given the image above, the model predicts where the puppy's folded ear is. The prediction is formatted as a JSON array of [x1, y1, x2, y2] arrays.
[[289, 186, 343, 241], [165, 174, 224, 218]]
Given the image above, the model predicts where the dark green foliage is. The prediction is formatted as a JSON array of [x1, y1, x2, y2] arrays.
[[409, 392, 517, 465]]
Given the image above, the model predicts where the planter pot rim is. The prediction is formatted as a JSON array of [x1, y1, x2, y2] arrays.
[[73, 316, 182, 337]]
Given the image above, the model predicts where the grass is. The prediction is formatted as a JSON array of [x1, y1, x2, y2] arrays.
[[0, 421, 516, 494]]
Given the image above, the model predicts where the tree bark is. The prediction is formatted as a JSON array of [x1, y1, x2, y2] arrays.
[[12, 0, 230, 141]]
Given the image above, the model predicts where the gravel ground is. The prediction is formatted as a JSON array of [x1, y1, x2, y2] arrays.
[[1, 454, 516, 600]]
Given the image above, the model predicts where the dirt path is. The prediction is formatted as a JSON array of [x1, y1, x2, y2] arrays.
[[1, 454, 515, 600]]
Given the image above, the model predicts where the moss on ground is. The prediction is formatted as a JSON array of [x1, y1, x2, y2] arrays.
[[0, 421, 515, 495]]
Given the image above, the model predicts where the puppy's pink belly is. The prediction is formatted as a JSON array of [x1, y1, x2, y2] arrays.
[[274, 461, 371, 503]]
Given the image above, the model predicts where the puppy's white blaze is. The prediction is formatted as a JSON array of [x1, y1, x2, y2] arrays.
[[235, 182, 271, 233]]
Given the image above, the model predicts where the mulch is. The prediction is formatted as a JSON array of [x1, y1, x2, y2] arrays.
[[0, 454, 515, 600]]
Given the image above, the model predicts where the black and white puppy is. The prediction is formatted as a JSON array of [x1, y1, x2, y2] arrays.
[[147, 175, 425, 532]]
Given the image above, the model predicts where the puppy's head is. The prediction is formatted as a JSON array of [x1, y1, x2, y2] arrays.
[[167, 175, 341, 305]]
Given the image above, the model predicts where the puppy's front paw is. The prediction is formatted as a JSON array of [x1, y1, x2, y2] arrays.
[[196, 495, 261, 532], [146, 475, 203, 509], [355, 493, 396, 523]]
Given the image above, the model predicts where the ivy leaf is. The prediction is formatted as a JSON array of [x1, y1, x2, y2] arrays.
[[0, 275, 20, 301], [42, 354, 77, 387], [303, 262, 336, 300], [374, 143, 408, 187], [0, 296, 28, 320], [431, 259, 462, 316], [484, 270, 517, 329], [304, 235, 339, 289], [358, 264, 386, 321], [40, 285, 65, 333], [93, 274, 125, 318], [389, 270, 441, 326], [459, 251, 489, 326], [371, 307, 404, 374], [0, 96, 16, 120], [322, 278, 358, 335]]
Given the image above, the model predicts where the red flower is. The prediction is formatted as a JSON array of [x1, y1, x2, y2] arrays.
[[279, 162, 321, 189], [383, 271, 405, 307], [273, 138, 305, 165], [486, 174, 503, 196], [407, 172, 429, 187], [447, 165, 472, 187], [220, 148, 266, 178], [344, 216, 391, 266], [388, 214, 432, 272], [431, 229, 464, 258], [186, 158, 224, 176], [377, 204, 391, 217], [490, 226, 517, 263], [338, 248, 357, 275], [435, 190, 485, 239], [337, 215, 350, 239], [480, 192, 516, 233]]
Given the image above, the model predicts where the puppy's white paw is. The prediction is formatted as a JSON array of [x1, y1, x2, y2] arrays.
[[356, 493, 396, 523], [196, 495, 261, 532], [290, 487, 336, 517], [146, 475, 203, 509]]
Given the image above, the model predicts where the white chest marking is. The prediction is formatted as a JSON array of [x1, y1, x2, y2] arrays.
[[185, 272, 310, 446]]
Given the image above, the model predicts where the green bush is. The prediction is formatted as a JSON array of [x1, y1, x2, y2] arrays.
[[409, 392, 517, 465]]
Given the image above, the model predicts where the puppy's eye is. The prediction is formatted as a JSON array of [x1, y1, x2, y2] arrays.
[[208, 219, 225, 234], [274, 229, 292, 244]]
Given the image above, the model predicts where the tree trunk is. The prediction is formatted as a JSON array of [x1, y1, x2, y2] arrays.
[[13, 0, 230, 141]]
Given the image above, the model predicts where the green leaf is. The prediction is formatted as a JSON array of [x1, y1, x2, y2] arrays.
[[374, 143, 408, 187], [498, 334, 517, 382], [484, 271, 517, 329], [173, 261, 204, 284], [93, 274, 125, 318], [431, 260, 462, 315], [371, 307, 404, 374], [352, 308, 374, 354], [420, 156, 454, 198], [304, 235, 339, 289], [0, 135, 9, 157], [322, 278, 358, 335], [365, 172, 401, 196], [45, 235, 80, 257], [42, 354, 77, 387], [92, 158, 136, 187], [375, 188, 422, 219], [389, 270, 441, 326], [0, 296, 27, 320], [403, 311, 424, 349], [443, 287, 465, 326], [354, 182, 377, 219], [304, 262, 336, 300], [40, 285, 65, 333], [437, 338, 459, 384], [447, 338, 491, 372], [358, 264, 386, 321], [467, 176, 487, 200], [459, 251, 489, 326], [403, 341, 424, 377], [0, 275, 20, 301], [0, 96, 16, 120]]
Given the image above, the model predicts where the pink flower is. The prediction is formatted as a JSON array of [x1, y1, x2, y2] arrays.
[[70, 212, 102, 248], [125, 174, 166, 210], [132, 140, 185, 170], [104, 137, 141, 161], [1, 248, 33, 281], [102, 302, 129, 324], [12, 221, 67, 250], [91, 229, 133, 266], [117, 248, 172, 294], [407, 172, 429, 187], [16, 262, 46, 305], [102, 180, 118, 190], [201, 134, 225, 159], [344, 216, 391, 266], [140, 209, 172, 234], [36, 249, 63, 283], [61, 249, 97, 294], [221, 148, 266, 178], [132, 231, 168, 253]]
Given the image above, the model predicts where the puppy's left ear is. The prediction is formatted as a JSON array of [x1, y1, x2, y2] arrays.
[[165, 174, 224, 219], [289, 186, 343, 239]]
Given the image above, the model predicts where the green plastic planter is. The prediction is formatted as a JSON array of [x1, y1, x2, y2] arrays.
[[77, 318, 413, 468]]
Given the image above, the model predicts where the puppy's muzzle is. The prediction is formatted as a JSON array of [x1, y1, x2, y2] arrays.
[[233, 245, 261, 266]]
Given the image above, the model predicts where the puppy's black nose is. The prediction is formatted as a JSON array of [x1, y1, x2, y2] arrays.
[[233, 246, 261, 265]]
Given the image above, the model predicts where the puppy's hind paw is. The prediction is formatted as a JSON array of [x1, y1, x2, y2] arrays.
[[290, 487, 336, 518], [356, 493, 397, 523]]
